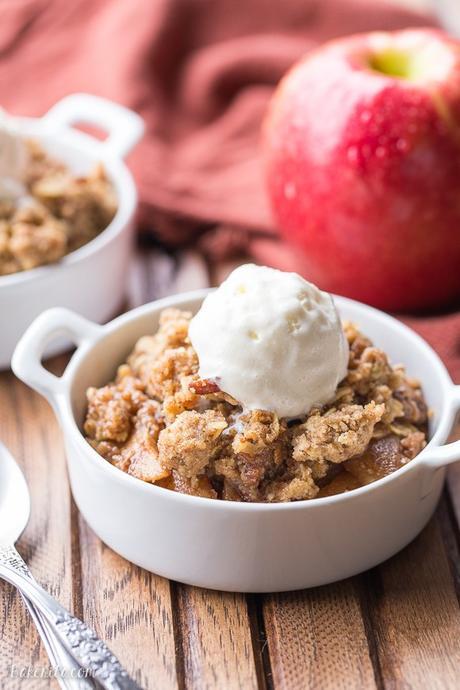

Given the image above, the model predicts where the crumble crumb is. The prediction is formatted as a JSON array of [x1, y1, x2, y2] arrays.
[[158, 409, 228, 478], [292, 402, 385, 466]]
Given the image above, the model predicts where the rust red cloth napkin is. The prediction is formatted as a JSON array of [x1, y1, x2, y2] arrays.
[[1, 0, 458, 381], [0, 0, 432, 236]]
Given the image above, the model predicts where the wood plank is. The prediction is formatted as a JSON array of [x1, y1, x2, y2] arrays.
[[367, 511, 460, 690], [77, 247, 217, 690], [447, 463, 460, 530], [0, 366, 75, 689], [6, 246, 460, 690], [129, 247, 210, 308], [128, 247, 177, 308], [445, 418, 460, 531], [173, 584, 259, 690], [170, 251, 209, 295], [437, 497, 460, 605], [262, 581, 377, 690], [78, 518, 179, 690], [74, 249, 199, 690]]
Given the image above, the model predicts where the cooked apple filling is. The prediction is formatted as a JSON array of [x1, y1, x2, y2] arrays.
[[0, 140, 117, 276], [83, 309, 428, 502]]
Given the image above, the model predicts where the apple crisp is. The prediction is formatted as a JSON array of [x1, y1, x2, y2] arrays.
[[0, 140, 116, 276], [83, 309, 428, 502]]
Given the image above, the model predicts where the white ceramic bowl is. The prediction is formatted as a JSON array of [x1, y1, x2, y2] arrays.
[[12, 292, 460, 592], [0, 93, 144, 369]]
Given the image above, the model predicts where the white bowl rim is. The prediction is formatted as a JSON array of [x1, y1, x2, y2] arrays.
[[58, 289, 459, 512], [0, 120, 136, 288]]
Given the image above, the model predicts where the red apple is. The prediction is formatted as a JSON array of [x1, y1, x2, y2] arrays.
[[263, 29, 460, 311]]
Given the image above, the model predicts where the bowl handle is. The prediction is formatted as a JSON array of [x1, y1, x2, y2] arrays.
[[41, 93, 145, 159], [11, 308, 102, 407], [418, 385, 460, 498], [421, 385, 460, 469]]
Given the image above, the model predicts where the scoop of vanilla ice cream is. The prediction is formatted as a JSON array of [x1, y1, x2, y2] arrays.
[[188, 264, 349, 418], [0, 108, 28, 199]]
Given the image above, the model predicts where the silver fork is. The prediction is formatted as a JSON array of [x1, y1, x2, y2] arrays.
[[19, 570, 96, 690], [0, 442, 141, 690]]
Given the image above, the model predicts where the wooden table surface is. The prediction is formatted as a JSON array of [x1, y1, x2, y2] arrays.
[[1, 248, 460, 690]]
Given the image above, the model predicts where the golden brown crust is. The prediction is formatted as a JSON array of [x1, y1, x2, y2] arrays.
[[394, 384, 428, 426], [168, 471, 218, 499], [292, 402, 385, 466], [84, 374, 146, 444], [84, 310, 429, 502], [401, 431, 427, 459], [158, 409, 228, 478], [127, 309, 198, 399]]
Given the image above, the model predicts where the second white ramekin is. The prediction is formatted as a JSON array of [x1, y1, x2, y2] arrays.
[[0, 93, 144, 369]]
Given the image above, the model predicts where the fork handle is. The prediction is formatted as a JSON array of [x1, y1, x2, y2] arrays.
[[0, 550, 140, 690], [0, 546, 96, 689], [22, 594, 96, 690]]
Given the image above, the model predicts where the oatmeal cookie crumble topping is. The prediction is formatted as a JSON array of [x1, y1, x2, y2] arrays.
[[84, 310, 428, 502], [0, 140, 116, 276]]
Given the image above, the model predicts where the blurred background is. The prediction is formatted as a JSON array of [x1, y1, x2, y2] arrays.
[[1, 0, 459, 374], [0, 0, 455, 287]]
